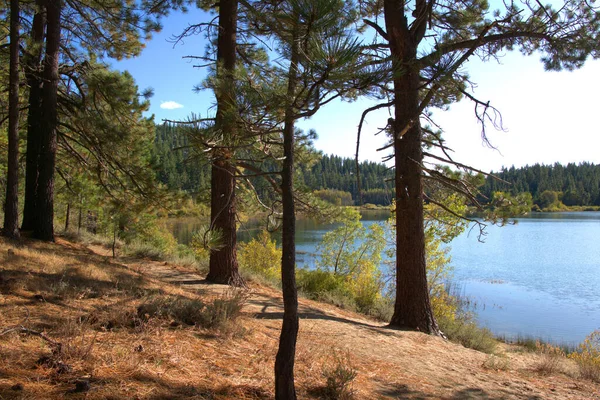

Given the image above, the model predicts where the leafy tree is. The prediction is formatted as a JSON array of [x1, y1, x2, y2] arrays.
[[538, 190, 561, 209], [359, 0, 600, 334], [317, 207, 386, 310]]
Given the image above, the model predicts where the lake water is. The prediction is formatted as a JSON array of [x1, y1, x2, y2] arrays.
[[167, 211, 600, 345]]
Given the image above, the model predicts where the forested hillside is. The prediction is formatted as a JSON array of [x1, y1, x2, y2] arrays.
[[480, 163, 600, 207], [298, 155, 394, 205], [153, 128, 600, 210], [153, 126, 395, 205], [152, 124, 210, 195]]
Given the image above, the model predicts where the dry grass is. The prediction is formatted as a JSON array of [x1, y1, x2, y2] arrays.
[[534, 341, 566, 375], [0, 238, 260, 399], [1, 237, 599, 399]]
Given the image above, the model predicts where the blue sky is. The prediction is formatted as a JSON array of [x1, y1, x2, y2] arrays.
[[114, 8, 600, 173]]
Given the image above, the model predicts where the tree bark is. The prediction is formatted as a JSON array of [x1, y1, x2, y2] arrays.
[[64, 203, 70, 231], [207, 159, 243, 285], [384, 0, 439, 334], [34, 0, 61, 241], [275, 27, 300, 400], [21, 1, 46, 231], [3, 0, 21, 240], [206, 0, 243, 286], [78, 207, 82, 233]]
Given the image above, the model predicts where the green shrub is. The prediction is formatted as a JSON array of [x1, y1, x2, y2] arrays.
[[321, 352, 357, 400], [124, 239, 167, 260], [297, 269, 347, 298], [437, 313, 497, 354]]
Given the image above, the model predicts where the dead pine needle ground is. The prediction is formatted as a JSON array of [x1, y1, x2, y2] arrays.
[[0, 237, 599, 399]]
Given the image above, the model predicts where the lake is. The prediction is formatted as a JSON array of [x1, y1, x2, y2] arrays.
[[167, 211, 600, 345]]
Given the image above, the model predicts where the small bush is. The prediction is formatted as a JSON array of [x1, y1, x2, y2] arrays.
[[569, 330, 600, 382], [438, 313, 497, 354], [535, 341, 565, 375], [321, 352, 357, 400], [483, 355, 510, 371], [124, 239, 166, 260], [137, 290, 247, 331], [297, 269, 347, 298], [238, 230, 281, 281], [62, 230, 122, 248]]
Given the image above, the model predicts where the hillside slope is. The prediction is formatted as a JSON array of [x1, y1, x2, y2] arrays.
[[0, 238, 598, 399]]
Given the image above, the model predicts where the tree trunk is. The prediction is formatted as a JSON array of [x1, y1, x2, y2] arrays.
[[34, 0, 61, 241], [64, 203, 70, 231], [3, 0, 21, 240], [21, 2, 46, 231], [207, 159, 243, 285], [206, 0, 242, 285], [78, 207, 82, 233], [384, 0, 439, 334], [275, 27, 300, 400]]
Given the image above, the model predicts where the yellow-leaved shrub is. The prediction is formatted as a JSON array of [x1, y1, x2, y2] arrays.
[[238, 230, 281, 281], [569, 330, 600, 382]]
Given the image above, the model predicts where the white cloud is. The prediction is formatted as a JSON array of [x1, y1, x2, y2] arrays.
[[160, 101, 184, 110]]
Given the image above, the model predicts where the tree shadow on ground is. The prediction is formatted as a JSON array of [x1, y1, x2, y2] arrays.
[[376, 383, 545, 399], [93, 372, 272, 400], [251, 296, 396, 337]]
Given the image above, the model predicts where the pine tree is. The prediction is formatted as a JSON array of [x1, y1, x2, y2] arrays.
[[359, 0, 600, 333], [2, 0, 20, 239]]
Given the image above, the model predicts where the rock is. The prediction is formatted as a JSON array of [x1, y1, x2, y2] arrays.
[[73, 378, 91, 393]]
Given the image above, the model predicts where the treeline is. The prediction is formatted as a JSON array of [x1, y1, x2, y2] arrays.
[[152, 124, 210, 195], [153, 134, 396, 206], [480, 163, 600, 207], [299, 155, 394, 206]]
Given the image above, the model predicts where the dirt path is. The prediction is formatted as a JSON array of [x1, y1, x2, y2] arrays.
[[88, 245, 600, 399]]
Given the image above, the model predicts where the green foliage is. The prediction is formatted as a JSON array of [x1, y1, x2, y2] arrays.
[[321, 351, 357, 400], [152, 123, 211, 194], [480, 163, 600, 208], [314, 189, 354, 206], [569, 330, 600, 382], [537, 190, 562, 209], [486, 191, 533, 222], [437, 313, 498, 354], [297, 269, 349, 299], [299, 155, 394, 205], [238, 230, 282, 281], [190, 225, 225, 256], [316, 208, 385, 311]]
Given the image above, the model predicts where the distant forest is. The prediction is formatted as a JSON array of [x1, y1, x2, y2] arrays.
[[153, 126, 600, 208], [479, 163, 600, 207], [153, 125, 395, 205]]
